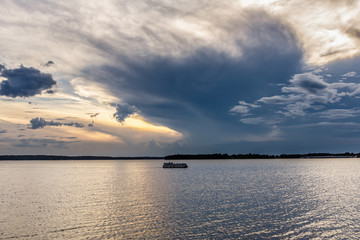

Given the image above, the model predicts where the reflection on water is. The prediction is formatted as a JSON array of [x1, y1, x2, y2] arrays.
[[1, 159, 360, 239]]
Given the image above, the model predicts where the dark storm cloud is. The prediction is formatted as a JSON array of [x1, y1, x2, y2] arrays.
[[112, 103, 138, 123], [0, 64, 56, 98], [80, 11, 303, 145], [29, 117, 85, 129], [110, 45, 298, 127]]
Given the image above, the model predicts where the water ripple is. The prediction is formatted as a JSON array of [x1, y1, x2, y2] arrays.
[[1, 159, 360, 239]]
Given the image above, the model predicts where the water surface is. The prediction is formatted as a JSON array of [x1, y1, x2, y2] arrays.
[[1, 159, 359, 239]]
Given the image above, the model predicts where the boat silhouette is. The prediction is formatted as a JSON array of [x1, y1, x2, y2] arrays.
[[163, 162, 188, 168]]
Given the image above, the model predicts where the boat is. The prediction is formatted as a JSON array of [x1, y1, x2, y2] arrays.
[[163, 162, 188, 168]]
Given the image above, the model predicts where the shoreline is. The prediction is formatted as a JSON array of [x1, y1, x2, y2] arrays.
[[0, 153, 359, 160]]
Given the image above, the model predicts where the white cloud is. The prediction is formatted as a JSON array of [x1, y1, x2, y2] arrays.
[[342, 71, 357, 77], [244, 0, 360, 65], [256, 70, 360, 117], [230, 101, 260, 115], [259, 94, 302, 105], [3, 0, 359, 74], [319, 109, 360, 119], [70, 77, 117, 103]]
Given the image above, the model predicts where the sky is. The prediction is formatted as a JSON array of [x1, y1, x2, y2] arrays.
[[1, 0, 360, 156]]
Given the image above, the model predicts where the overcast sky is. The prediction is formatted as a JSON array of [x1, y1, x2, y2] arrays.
[[1, 0, 360, 156]]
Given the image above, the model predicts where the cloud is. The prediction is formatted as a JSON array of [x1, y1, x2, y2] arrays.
[[93, 17, 301, 125], [230, 101, 260, 116], [29, 117, 46, 129], [4, 0, 360, 155], [71, 10, 304, 149], [239, 117, 265, 125], [236, 71, 343, 118], [253, 70, 360, 117], [284, 73, 328, 94], [29, 117, 85, 129], [64, 122, 85, 128], [0, 0, 358, 74], [0, 64, 56, 98], [262, 0, 360, 65], [90, 113, 100, 118], [258, 94, 302, 105], [44, 60, 54, 67], [342, 71, 357, 77], [70, 77, 117, 103], [239, 117, 280, 125], [60, 137, 77, 139], [0, 129, 7, 134], [318, 109, 360, 119], [112, 103, 138, 123], [13, 138, 77, 148]]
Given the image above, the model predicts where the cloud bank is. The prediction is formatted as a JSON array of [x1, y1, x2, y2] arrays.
[[253, 69, 360, 117], [13, 138, 77, 148], [29, 117, 84, 129], [0, 65, 56, 98], [90, 13, 303, 139]]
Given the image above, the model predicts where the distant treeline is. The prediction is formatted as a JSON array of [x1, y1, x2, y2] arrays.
[[0, 155, 163, 160], [1, 153, 358, 160], [165, 152, 359, 160]]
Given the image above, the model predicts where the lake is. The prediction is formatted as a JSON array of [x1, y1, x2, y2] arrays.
[[1, 159, 359, 239]]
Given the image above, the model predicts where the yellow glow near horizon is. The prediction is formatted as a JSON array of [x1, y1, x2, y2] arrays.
[[124, 116, 182, 137], [0, 94, 183, 146], [63, 127, 124, 143]]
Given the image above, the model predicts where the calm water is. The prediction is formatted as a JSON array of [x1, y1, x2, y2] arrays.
[[1, 159, 360, 239]]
